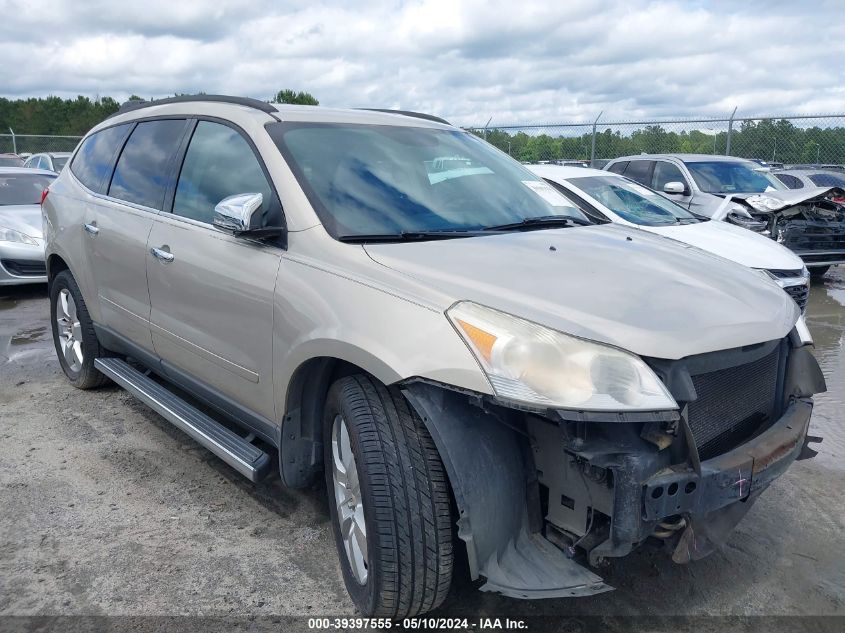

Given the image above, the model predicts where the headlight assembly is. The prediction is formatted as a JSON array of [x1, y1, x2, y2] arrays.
[[0, 227, 38, 245], [447, 301, 677, 411]]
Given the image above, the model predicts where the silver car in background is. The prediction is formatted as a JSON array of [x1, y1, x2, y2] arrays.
[[0, 167, 54, 284], [605, 154, 845, 277], [43, 96, 826, 617]]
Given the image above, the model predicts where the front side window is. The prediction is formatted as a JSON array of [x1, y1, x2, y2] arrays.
[[172, 121, 278, 226], [685, 161, 787, 194], [808, 172, 845, 188], [606, 161, 628, 175], [0, 173, 56, 205], [773, 173, 804, 189], [568, 175, 697, 226], [652, 161, 687, 192], [109, 119, 187, 209], [270, 123, 588, 238], [70, 124, 132, 193]]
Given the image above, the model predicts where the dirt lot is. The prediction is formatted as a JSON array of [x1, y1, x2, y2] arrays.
[[1, 271, 844, 626]]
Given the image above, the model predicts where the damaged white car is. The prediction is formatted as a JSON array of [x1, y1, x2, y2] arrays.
[[605, 154, 845, 278]]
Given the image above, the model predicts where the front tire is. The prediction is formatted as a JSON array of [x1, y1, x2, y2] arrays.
[[323, 375, 453, 618], [50, 270, 110, 389]]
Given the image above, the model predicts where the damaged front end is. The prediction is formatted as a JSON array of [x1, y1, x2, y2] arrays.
[[402, 326, 826, 600], [727, 186, 845, 268]]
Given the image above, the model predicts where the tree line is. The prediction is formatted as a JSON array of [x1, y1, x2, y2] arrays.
[[470, 118, 845, 165], [0, 90, 320, 137], [3, 93, 843, 165]]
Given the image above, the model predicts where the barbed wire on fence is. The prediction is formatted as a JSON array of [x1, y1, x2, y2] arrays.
[[466, 114, 845, 167]]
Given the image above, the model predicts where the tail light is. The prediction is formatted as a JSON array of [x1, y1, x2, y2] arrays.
[[40, 188, 49, 205]]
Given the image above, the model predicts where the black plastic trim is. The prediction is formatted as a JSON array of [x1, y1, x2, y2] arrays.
[[109, 94, 277, 118]]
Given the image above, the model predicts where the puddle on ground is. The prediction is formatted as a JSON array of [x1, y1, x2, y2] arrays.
[[804, 272, 845, 471]]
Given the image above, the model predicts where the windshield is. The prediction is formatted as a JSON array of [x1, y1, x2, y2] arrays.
[[686, 161, 787, 194], [0, 173, 55, 205], [567, 175, 697, 226], [0, 156, 24, 167], [808, 172, 845, 188], [51, 156, 69, 172], [271, 123, 588, 238]]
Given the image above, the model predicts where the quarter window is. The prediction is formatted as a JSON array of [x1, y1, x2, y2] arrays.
[[652, 161, 687, 192], [70, 124, 132, 194], [109, 119, 187, 209], [172, 121, 277, 226]]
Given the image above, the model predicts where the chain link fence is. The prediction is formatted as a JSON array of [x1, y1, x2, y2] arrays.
[[468, 114, 845, 168], [0, 133, 82, 156], [4, 114, 845, 168]]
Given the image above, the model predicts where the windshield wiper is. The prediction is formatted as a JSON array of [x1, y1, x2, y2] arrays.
[[483, 215, 591, 232], [338, 229, 487, 243]]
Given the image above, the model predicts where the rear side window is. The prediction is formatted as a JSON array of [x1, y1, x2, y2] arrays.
[[775, 173, 804, 189], [607, 161, 628, 174], [108, 119, 187, 210], [622, 160, 654, 185], [70, 124, 132, 193], [172, 120, 278, 226]]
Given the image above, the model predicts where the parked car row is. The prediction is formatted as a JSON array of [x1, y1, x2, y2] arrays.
[[604, 154, 845, 278], [0, 152, 72, 172], [529, 164, 811, 311], [40, 96, 826, 618]]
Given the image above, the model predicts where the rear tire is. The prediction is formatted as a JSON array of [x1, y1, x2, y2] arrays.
[[323, 374, 453, 618], [50, 270, 110, 389], [810, 265, 830, 280]]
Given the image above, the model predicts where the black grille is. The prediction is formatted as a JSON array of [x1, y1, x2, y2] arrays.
[[784, 282, 809, 312], [1, 259, 47, 276], [687, 345, 782, 460]]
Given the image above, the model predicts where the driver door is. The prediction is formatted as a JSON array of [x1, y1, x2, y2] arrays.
[[146, 119, 284, 431]]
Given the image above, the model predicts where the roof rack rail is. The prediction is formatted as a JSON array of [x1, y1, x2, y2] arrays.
[[358, 108, 450, 125], [109, 94, 277, 118]]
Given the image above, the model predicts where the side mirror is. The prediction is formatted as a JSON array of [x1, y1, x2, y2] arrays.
[[213, 193, 263, 233], [663, 181, 687, 195]]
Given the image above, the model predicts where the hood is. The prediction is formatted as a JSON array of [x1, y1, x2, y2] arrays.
[[364, 224, 798, 360], [0, 204, 43, 239], [645, 220, 804, 271]]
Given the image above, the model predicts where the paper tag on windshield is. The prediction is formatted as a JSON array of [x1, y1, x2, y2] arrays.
[[522, 180, 573, 207]]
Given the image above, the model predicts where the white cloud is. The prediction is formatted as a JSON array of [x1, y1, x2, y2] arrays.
[[0, 0, 842, 125]]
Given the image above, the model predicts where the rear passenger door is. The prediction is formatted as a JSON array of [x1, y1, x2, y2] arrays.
[[146, 119, 284, 432], [90, 119, 189, 354]]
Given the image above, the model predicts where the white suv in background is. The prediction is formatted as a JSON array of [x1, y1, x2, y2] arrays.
[[530, 165, 811, 312]]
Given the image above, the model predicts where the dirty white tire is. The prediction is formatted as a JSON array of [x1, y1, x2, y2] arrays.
[[323, 374, 453, 617]]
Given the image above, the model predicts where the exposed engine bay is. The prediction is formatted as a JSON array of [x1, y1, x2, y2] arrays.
[[726, 186, 845, 267]]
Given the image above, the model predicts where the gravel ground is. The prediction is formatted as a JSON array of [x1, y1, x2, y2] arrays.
[[0, 271, 843, 628]]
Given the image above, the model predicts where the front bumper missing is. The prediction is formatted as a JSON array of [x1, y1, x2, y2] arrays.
[[643, 399, 813, 562]]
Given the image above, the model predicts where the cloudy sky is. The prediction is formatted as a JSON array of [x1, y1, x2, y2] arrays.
[[2, 0, 843, 126]]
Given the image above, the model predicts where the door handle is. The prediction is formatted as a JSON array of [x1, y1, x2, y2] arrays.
[[83, 223, 99, 235], [150, 247, 175, 263]]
